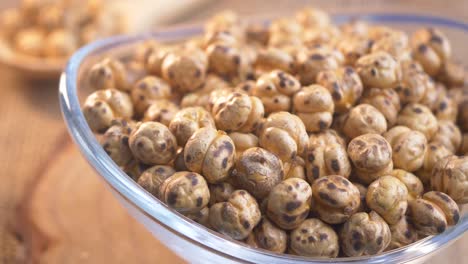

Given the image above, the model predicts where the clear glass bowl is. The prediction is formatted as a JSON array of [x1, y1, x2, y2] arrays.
[[59, 12, 468, 264]]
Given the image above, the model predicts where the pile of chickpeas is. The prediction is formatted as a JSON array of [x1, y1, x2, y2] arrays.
[[0, 0, 124, 59], [82, 8, 468, 258]]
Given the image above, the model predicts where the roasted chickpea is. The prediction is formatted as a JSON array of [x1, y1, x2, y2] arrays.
[[228, 132, 259, 158], [296, 46, 344, 85], [337, 36, 372, 66], [206, 41, 254, 83], [123, 160, 151, 181], [161, 47, 207, 92], [212, 92, 264, 132], [384, 126, 427, 172], [143, 100, 179, 126], [293, 85, 335, 132], [283, 157, 306, 180], [101, 119, 135, 167], [390, 169, 423, 200], [14, 27, 44, 57], [347, 134, 393, 184], [431, 155, 468, 204], [83, 89, 133, 133], [397, 104, 438, 140], [305, 130, 351, 183], [43, 29, 76, 58], [184, 127, 235, 183], [255, 47, 294, 73], [407, 197, 449, 236], [245, 217, 288, 253], [88, 58, 129, 91], [360, 88, 400, 126], [340, 211, 391, 257], [411, 28, 451, 76], [387, 217, 418, 250], [159, 171, 210, 214], [266, 178, 312, 229], [316, 67, 363, 113], [209, 190, 261, 240], [209, 182, 235, 205], [290, 218, 339, 258], [312, 175, 360, 224], [356, 51, 401, 89], [342, 104, 387, 139], [431, 121, 462, 153], [137, 165, 175, 198], [169, 107, 215, 146], [437, 61, 466, 87], [131, 76, 171, 115], [396, 61, 434, 104], [145, 45, 173, 76], [415, 142, 451, 187], [371, 30, 411, 62], [129, 122, 177, 165], [232, 147, 283, 199], [253, 70, 301, 113], [366, 176, 408, 225], [259, 112, 308, 162], [424, 191, 460, 225]]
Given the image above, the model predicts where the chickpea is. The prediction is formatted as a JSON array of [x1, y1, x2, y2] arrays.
[[14, 27, 44, 57], [415, 142, 451, 187], [371, 30, 411, 62], [143, 100, 179, 127], [209, 182, 235, 205], [360, 87, 400, 127], [131, 76, 171, 115], [232, 147, 283, 199], [342, 104, 387, 139], [396, 61, 434, 104], [411, 28, 451, 76], [101, 119, 135, 167], [290, 218, 339, 258], [160, 171, 210, 214], [296, 46, 344, 85], [340, 211, 391, 257], [283, 157, 306, 180], [305, 130, 351, 183], [437, 61, 466, 87], [255, 47, 295, 73], [212, 92, 264, 132], [209, 190, 261, 240], [356, 51, 402, 89], [161, 47, 207, 92], [397, 104, 438, 140], [184, 127, 236, 183], [431, 121, 462, 153], [337, 36, 372, 66], [88, 58, 129, 91], [266, 178, 312, 229], [384, 126, 427, 172], [316, 67, 363, 113], [137, 165, 175, 199], [169, 107, 215, 146], [253, 70, 301, 114], [245, 217, 288, 254], [347, 134, 393, 184], [312, 175, 360, 224], [293, 85, 334, 132], [129, 122, 177, 165], [258, 112, 308, 162], [123, 160, 151, 181], [431, 155, 468, 204], [83, 89, 133, 133], [228, 132, 258, 158], [389, 169, 423, 200]]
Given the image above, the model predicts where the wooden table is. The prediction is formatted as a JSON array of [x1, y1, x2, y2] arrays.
[[0, 1, 466, 263]]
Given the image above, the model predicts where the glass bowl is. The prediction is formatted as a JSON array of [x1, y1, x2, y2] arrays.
[[59, 12, 468, 264]]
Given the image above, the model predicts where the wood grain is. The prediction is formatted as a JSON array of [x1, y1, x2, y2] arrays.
[[0, 1, 467, 264]]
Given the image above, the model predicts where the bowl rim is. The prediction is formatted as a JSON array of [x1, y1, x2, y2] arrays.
[[59, 12, 468, 263]]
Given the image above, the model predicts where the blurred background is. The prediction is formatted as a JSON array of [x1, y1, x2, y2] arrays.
[[0, 0, 466, 263]]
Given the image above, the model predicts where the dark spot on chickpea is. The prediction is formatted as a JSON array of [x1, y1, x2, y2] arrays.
[[266, 85, 273, 91], [395, 145, 401, 152], [196, 197, 203, 207], [310, 54, 325, 60], [430, 145, 437, 151], [413, 107, 423, 113], [404, 229, 412, 239], [341, 178, 350, 186], [453, 210, 460, 223], [233, 56, 241, 65], [376, 236, 383, 245], [352, 231, 362, 240], [308, 236, 316, 242], [345, 67, 354, 75], [327, 182, 337, 190], [301, 239, 307, 244], [167, 192, 178, 205], [282, 214, 297, 223], [137, 142, 144, 148], [239, 190, 246, 195], [312, 166, 320, 179], [424, 203, 434, 211], [222, 157, 228, 168], [308, 154, 315, 162], [296, 236, 301, 241], [331, 159, 340, 172], [243, 220, 251, 229], [160, 143, 166, 150], [439, 101, 447, 111], [287, 185, 293, 191], [95, 101, 103, 107], [301, 229, 308, 234], [286, 201, 302, 212], [332, 91, 342, 100], [437, 225, 446, 233], [273, 98, 279, 103], [194, 69, 201, 78], [353, 241, 363, 251], [319, 120, 327, 130], [319, 192, 337, 205]]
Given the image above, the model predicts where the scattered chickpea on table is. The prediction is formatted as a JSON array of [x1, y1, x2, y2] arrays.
[[81, 7, 468, 258]]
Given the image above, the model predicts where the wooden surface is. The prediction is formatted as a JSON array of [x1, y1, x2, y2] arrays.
[[0, 1, 467, 263]]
